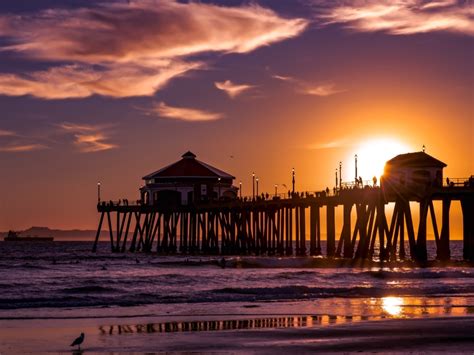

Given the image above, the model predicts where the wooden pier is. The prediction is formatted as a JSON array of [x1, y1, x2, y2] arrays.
[[93, 186, 474, 262]]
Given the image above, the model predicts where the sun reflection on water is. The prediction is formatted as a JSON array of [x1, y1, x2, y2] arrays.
[[382, 296, 404, 317]]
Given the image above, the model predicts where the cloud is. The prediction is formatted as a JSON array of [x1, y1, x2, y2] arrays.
[[74, 133, 118, 153], [215, 80, 255, 98], [317, 0, 474, 36], [271, 74, 294, 81], [58, 121, 117, 152], [0, 143, 47, 152], [147, 102, 223, 122], [0, 1, 308, 99], [299, 83, 345, 96], [273, 74, 343, 97], [307, 139, 348, 150], [0, 61, 199, 99], [57, 122, 99, 132], [0, 129, 15, 137]]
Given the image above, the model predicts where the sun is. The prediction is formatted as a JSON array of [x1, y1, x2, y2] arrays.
[[349, 138, 411, 182]]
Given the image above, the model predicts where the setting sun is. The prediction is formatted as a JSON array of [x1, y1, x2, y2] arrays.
[[349, 138, 412, 182]]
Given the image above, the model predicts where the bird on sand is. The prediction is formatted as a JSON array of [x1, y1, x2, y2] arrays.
[[70, 332, 85, 350]]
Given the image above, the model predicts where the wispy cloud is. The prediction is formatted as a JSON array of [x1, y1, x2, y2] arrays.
[[215, 80, 255, 98], [307, 139, 349, 150], [146, 102, 223, 122], [0, 143, 47, 152], [0, 129, 15, 137], [0, 1, 307, 99], [0, 62, 199, 99], [299, 83, 345, 97], [273, 74, 344, 97], [74, 134, 118, 153], [271, 74, 294, 81], [58, 121, 117, 152], [317, 0, 474, 36]]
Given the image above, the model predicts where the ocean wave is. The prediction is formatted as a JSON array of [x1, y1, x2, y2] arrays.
[[212, 285, 474, 300], [362, 270, 474, 280], [61, 285, 119, 294]]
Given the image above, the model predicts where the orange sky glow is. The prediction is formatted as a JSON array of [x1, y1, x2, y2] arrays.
[[0, 1, 472, 239]]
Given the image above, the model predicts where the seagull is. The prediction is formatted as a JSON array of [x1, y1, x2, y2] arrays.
[[70, 332, 85, 350]]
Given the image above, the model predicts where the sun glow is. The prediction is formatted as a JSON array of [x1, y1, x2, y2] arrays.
[[382, 296, 404, 317], [350, 138, 411, 182]]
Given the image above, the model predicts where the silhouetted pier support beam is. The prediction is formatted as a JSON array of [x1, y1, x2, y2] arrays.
[[376, 201, 387, 260], [461, 197, 474, 261], [326, 204, 336, 257], [416, 200, 429, 262], [336, 203, 353, 258], [309, 204, 321, 255], [438, 199, 451, 260], [285, 207, 293, 256], [343, 204, 353, 258], [92, 211, 105, 252], [297, 206, 306, 256]]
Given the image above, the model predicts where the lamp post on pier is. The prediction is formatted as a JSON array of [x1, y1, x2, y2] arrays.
[[355, 154, 358, 183], [256, 177, 259, 197], [239, 181, 242, 198], [292, 168, 295, 194], [274, 184, 278, 197], [335, 169, 338, 192], [252, 173, 255, 199], [97, 181, 101, 204], [339, 161, 342, 190]]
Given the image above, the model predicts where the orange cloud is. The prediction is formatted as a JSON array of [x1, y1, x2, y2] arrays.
[[0, 129, 15, 137], [0, 144, 47, 152], [307, 139, 349, 150], [215, 80, 255, 98], [273, 74, 344, 97], [58, 121, 118, 152], [149, 102, 223, 122], [299, 83, 345, 97], [74, 134, 118, 153], [0, 62, 198, 99], [319, 0, 474, 36], [0, 1, 307, 99]]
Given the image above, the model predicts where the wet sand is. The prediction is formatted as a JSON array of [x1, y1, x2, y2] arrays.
[[1, 315, 474, 353]]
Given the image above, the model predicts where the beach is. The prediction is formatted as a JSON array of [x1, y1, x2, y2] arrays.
[[2, 313, 474, 353]]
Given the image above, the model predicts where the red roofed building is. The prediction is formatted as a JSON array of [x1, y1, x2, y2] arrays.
[[140, 151, 238, 206]]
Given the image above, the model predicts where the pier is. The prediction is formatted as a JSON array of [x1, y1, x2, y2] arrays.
[[93, 185, 474, 262]]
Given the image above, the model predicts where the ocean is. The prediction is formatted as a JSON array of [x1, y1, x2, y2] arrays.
[[1, 240, 473, 321]]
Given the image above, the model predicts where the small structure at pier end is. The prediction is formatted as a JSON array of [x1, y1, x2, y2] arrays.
[[140, 151, 238, 207], [381, 151, 446, 201]]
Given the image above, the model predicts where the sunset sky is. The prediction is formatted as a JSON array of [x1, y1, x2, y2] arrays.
[[0, 0, 472, 231]]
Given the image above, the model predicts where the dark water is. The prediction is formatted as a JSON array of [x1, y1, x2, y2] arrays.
[[0, 241, 472, 319]]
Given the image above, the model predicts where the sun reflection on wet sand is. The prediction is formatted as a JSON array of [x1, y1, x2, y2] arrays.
[[382, 297, 404, 317]]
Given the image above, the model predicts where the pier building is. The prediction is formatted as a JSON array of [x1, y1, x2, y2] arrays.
[[381, 151, 446, 201], [140, 151, 238, 207]]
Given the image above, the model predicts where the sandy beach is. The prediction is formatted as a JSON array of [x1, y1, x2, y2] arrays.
[[2, 314, 474, 353]]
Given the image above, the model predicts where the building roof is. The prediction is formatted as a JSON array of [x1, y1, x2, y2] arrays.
[[143, 151, 235, 180], [385, 151, 447, 168]]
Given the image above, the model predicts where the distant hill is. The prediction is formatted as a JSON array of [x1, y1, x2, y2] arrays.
[[0, 226, 109, 241]]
